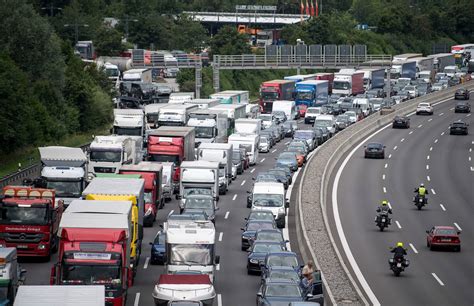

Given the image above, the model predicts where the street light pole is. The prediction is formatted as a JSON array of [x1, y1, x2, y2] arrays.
[[64, 21, 89, 44], [123, 15, 138, 41], [41, 3, 62, 16]]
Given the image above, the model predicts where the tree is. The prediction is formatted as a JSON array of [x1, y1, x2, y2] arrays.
[[95, 25, 125, 56], [210, 26, 251, 56]]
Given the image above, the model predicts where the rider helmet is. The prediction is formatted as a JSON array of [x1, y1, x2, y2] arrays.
[[381, 200, 388, 206], [420, 183, 424, 187], [396, 242, 404, 247]]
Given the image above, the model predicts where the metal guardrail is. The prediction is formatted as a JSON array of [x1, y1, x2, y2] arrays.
[[0, 144, 90, 189], [213, 54, 393, 69]]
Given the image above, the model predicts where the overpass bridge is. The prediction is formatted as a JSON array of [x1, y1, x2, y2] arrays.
[[182, 11, 310, 26]]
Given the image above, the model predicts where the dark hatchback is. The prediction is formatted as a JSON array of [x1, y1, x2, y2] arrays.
[[454, 101, 471, 113], [449, 121, 469, 135], [247, 241, 285, 274], [257, 278, 306, 306], [150, 230, 166, 265], [454, 88, 470, 100], [241, 220, 277, 251], [392, 115, 410, 128], [364, 142, 385, 159], [261, 252, 302, 281]]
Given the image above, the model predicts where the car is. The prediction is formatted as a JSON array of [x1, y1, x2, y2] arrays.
[[168, 211, 208, 222], [268, 125, 283, 142], [344, 111, 358, 124], [257, 278, 307, 305], [259, 136, 271, 153], [449, 121, 469, 135], [304, 107, 322, 124], [272, 111, 287, 124], [272, 165, 292, 184], [260, 252, 302, 280], [312, 127, 328, 144], [335, 114, 350, 130], [426, 226, 461, 251], [286, 148, 306, 167], [431, 82, 445, 92], [366, 88, 386, 98], [261, 130, 276, 148], [254, 172, 280, 184], [404, 85, 419, 98], [289, 140, 310, 154], [392, 115, 410, 128], [264, 266, 301, 283], [391, 95, 406, 104], [293, 130, 317, 151], [267, 169, 290, 189], [245, 210, 275, 223], [182, 195, 217, 223], [417, 83, 432, 96], [253, 229, 288, 250], [454, 88, 470, 100], [416, 102, 434, 115], [150, 230, 167, 265], [232, 151, 244, 174], [364, 142, 385, 159], [276, 152, 299, 172], [247, 241, 285, 274], [454, 101, 471, 113], [242, 220, 277, 251], [282, 121, 295, 137]]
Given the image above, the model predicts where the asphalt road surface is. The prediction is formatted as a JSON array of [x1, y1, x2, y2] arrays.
[[331, 96, 473, 305]]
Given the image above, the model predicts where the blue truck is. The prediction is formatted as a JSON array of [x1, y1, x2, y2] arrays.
[[295, 80, 329, 110]]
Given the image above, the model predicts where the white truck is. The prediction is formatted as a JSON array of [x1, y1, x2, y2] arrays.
[[250, 182, 287, 228], [187, 109, 230, 144], [158, 104, 199, 127], [14, 285, 105, 306], [272, 100, 298, 120], [169, 92, 195, 104], [145, 104, 169, 129], [197, 143, 233, 195], [38, 146, 88, 207], [164, 219, 219, 282], [113, 109, 145, 138], [228, 133, 259, 166], [159, 162, 175, 202], [0, 248, 25, 306], [208, 104, 247, 134], [235, 118, 262, 135], [184, 99, 220, 109], [210, 90, 249, 104], [88, 135, 141, 175], [122, 68, 152, 83], [179, 160, 220, 211]]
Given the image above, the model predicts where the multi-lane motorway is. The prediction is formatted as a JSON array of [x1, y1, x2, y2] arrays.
[[20, 121, 309, 306], [331, 96, 473, 305]]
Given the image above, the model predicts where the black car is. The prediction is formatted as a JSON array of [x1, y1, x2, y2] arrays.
[[454, 101, 471, 113], [282, 121, 295, 137], [247, 241, 285, 274], [455, 88, 470, 100], [392, 115, 410, 128], [241, 220, 277, 251], [272, 166, 292, 184], [268, 169, 290, 189], [313, 126, 329, 143], [253, 229, 288, 250], [257, 278, 306, 305], [449, 121, 469, 135], [245, 210, 275, 224], [364, 142, 385, 159], [149, 230, 166, 265]]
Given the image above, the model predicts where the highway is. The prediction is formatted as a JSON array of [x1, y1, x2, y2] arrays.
[[19, 121, 308, 306], [330, 96, 473, 305]]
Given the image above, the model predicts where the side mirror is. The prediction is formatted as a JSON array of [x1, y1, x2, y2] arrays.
[[215, 255, 220, 264], [247, 191, 251, 194], [159, 224, 163, 229], [241, 228, 245, 231], [285, 200, 289, 208], [251, 177, 256, 181], [257, 292, 263, 297], [457, 230, 461, 234]]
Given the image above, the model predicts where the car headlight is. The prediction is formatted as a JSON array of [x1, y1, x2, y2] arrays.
[[242, 235, 249, 240], [249, 259, 259, 264]]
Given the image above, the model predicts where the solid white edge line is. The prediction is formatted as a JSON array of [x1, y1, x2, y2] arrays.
[[134, 292, 140, 306], [439, 204, 446, 211], [241, 180, 246, 186], [395, 221, 402, 229], [232, 194, 237, 201], [219, 232, 223, 242], [409, 243, 418, 254], [401, 138, 405, 142], [224, 211, 230, 219], [217, 294, 222, 306], [431, 273, 445, 286], [454, 222, 462, 231], [143, 257, 150, 269]]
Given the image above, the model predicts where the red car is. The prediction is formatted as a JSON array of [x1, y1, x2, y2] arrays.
[[426, 226, 461, 252]]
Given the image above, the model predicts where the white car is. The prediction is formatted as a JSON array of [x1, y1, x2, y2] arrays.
[[345, 111, 357, 123], [416, 102, 433, 115], [404, 85, 419, 98]]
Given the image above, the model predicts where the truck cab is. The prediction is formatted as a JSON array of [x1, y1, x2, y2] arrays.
[[249, 182, 287, 228], [179, 161, 220, 211], [187, 109, 230, 145], [197, 143, 233, 195], [0, 248, 26, 306]]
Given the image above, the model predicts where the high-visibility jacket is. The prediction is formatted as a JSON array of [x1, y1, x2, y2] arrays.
[[418, 187, 426, 196]]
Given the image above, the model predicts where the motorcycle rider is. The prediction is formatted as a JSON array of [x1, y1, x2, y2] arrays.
[[390, 242, 407, 260], [376, 200, 392, 224], [414, 183, 428, 203]]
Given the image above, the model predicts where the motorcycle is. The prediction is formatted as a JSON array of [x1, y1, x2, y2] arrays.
[[413, 194, 427, 210], [388, 256, 409, 277], [375, 212, 391, 231]]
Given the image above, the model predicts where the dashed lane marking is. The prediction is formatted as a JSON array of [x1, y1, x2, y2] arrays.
[[224, 211, 230, 219], [449, 107, 454, 110], [383, 187, 387, 193], [418, 124, 423, 128], [143, 257, 150, 269], [387, 202, 392, 209], [428, 118, 433, 122], [393, 146, 398, 150], [382, 174, 385, 180], [168, 210, 174, 217], [467, 113, 471, 117], [219, 232, 223, 241], [441, 132, 445, 136], [432, 273, 445, 286], [388, 154, 392, 159], [260, 158, 265, 163], [250, 168, 255, 173], [434, 139, 438, 143], [409, 131, 413, 135], [427, 155, 430, 160], [426, 165, 430, 170], [431, 188, 436, 195], [232, 194, 237, 201], [430, 147, 433, 151], [217, 294, 223, 306], [409, 243, 418, 254], [440, 204, 446, 211], [216, 264, 220, 271], [241, 180, 246, 186], [271, 149, 277, 153], [454, 222, 462, 231], [427, 176, 431, 181], [401, 138, 405, 142], [134, 293, 141, 306], [438, 112, 444, 116], [395, 221, 402, 229]]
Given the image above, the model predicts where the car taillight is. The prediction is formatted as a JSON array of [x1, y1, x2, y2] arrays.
[[452, 237, 460, 243], [173, 167, 180, 182]]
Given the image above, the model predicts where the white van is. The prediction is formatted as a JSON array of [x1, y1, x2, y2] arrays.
[[245, 104, 260, 119], [228, 133, 259, 165], [272, 100, 298, 120], [314, 114, 336, 136], [249, 182, 287, 228], [352, 98, 372, 117]]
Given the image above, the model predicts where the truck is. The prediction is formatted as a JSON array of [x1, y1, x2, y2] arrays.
[[38, 146, 88, 207], [113, 109, 145, 139], [51, 212, 132, 306], [152, 274, 216, 306], [0, 248, 25, 306], [392, 53, 423, 64], [197, 143, 233, 195], [208, 104, 247, 134], [391, 60, 417, 80], [210, 91, 249, 104], [315, 73, 335, 93], [284, 74, 317, 82], [187, 109, 230, 144], [427, 53, 456, 72], [157, 104, 199, 127], [295, 80, 329, 113], [159, 162, 175, 202], [0, 186, 63, 260], [88, 136, 141, 175], [75, 41, 95, 60], [164, 219, 219, 282], [144, 103, 169, 130], [235, 118, 262, 135], [119, 162, 164, 226], [179, 161, 220, 211], [122, 68, 152, 83], [184, 99, 220, 109], [411, 57, 434, 73], [14, 286, 105, 306], [259, 80, 295, 113], [272, 100, 298, 120], [228, 133, 259, 166], [81, 177, 145, 273], [96, 56, 133, 73], [169, 92, 194, 104], [256, 30, 273, 47], [333, 72, 364, 96], [147, 126, 195, 191], [356, 68, 385, 90]]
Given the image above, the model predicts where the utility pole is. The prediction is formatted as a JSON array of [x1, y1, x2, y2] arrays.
[[122, 15, 138, 41], [64, 21, 89, 44], [41, 3, 62, 17]]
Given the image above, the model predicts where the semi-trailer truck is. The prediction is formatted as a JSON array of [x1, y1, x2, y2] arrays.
[[295, 80, 330, 111], [333, 72, 364, 96], [157, 104, 198, 127], [187, 109, 230, 145], [315, 73, 335, 93], [210, 90, 249, 104], [15, 285, 105, 306], [427, 53, 456, 72], [391, 61, 417, 80], [259, 80, 295, 113], [0, 186, 63, 260], [113, 109, 145, 138], [0, 248, 25, 306], [208, 104, 246, 135], [356, 68, 385, 90], [88, 136, 141, 175]]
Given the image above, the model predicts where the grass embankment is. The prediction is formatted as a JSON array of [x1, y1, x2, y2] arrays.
[[0, 126, 110, 178]]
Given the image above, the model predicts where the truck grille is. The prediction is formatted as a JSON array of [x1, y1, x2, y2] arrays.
[[94, 167, 116, 173], [3, 232, 45, 243]]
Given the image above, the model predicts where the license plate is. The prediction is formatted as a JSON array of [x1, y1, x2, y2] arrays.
[[16, 245, 28, 249], [441, 238, 451, 242], [396, 263, 402, 268], [382, 218, 386, 222]]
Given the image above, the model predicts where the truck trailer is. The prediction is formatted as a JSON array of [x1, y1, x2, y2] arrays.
[[157, 104, 198, 127], [332, 72, 364, 96], [197, 143, 233, 195], [0, 248, 25, 306], [259, 80, 295, 113], [187, 109, 230, 144], [122, 68, 152, 83], [14, 285, 105, 306], [295, 80, 329, 113], [356, 68, 385, 90]]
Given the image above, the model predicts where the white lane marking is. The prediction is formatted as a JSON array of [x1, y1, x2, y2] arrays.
[[469, 156, 471, 162], [271, 149, 277, 153], [285, 141, 290, 145], [454, 222, 462, 231], [409, 131, 413, 135], [382, 174, 385, 180], [393, 145, 398, 150], [432, 273, 445, 286], [134, 293, 140, 306], [400, 138, 405, 142], [434, 139, 438, 143], [218, 232, 223, 241], [440, 204, 446, 211], [232, 194, 237, 201], [426, 165, 429, 170], [467, 113, 471, 117], [384, 163, 388, 168], [217, 294, 223, 306], [260, 158, 266, 163], [441, 132, 445, 136], [428, 118, 433, 122], [418, 124, 423, 128], [449, 107, 454, 110], [216, 264, 220, 271], [250, 168, 255, 173], [388, 154, 392, 159], [439, 112, 444, 116], [387, 202, 392, 210], [143, 257, 150, 269], [427, 175, 431, 182], [431, 188, 436, 195], [224, 211, 230, 219], [471, 166, 474, 172], [168, 210, 174, 217], [383, 187, 387, 193], [430, 147, 433, 151], [427, 155, 430, 160], [395, 221, 402, 229], [241, 180, 246, 186], [470, 148, 473, 152], [409, 243, 418, 254]]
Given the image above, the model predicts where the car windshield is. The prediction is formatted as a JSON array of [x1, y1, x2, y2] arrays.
[[293, 131, 312, 139], [269, 270, 300, 281], [90, 150, 121, 162], [253, 194, 283, 207], [435, 229, 458, 235], [169, 244, 213, 265], [334, 81, 350, 90], [248, 212, 274, 221], [419, 103, 430, 107], [260, 137, 269, 144], [183, 187, 212, 197], [345, 112, 356, 117], [279, 153, 296, 160], [46, 180, 82, 197], [256, 232, 282, 242], [185, 197, 213, 209], [61, 264, 121, 286], [337, 115, 349, 121], [256, 174, 278, 182], [265, 283, 301, 297], [194, 127, 214, 139], [0, 203, 49, 225], [247, 222, 275, 231], [253, 243, 283, 253], [306, 108, 320, 114], [268, 255, 298, 267], [452, 122, 465, 127], [314, 120, 332, 128], [114, 127, 142, 136], [367, 143, 382, 149]]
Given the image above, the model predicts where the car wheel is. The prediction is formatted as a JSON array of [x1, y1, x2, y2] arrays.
[[430, 244, 434, 251], [426, 240, 430, 248], [455, 246, 461, 252]]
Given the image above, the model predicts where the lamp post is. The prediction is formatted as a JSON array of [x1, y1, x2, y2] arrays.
[[64, 22, 89, 44]]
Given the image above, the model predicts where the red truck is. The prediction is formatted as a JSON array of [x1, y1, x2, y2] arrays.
[[119, 162, 164, 227], [259, 80, 295, 113], [0, 186, 63, 260], [51, 211, 133, 306], [147, 126, 195, 193], [315, 73, 335, 94]]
